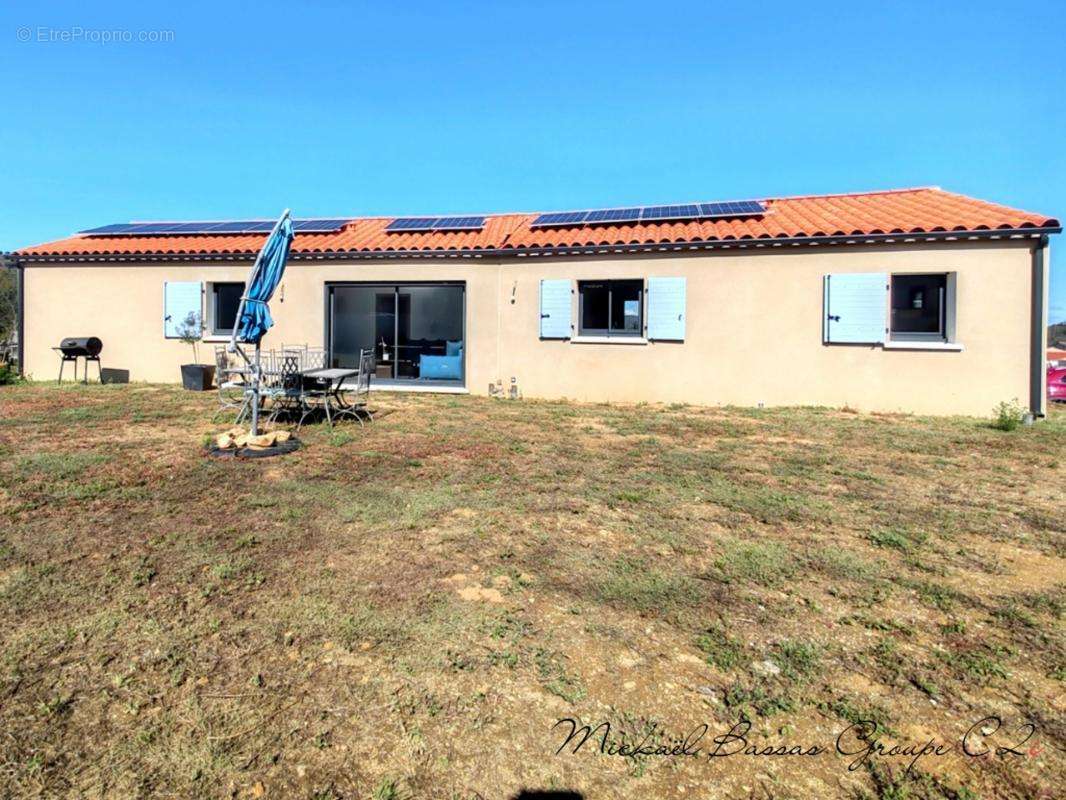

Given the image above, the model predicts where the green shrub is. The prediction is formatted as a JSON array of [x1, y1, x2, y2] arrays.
[[695, 625, 745, 670], [868, 526, 927, 552], [595, 556, 702, 613], [809, 547, 879, 580], [0, 361, 22, 385], [772, 639, 822, 680], [991, 399, 1026, 431], [723, 683, 796, 717], [716, 540, 795, 586]]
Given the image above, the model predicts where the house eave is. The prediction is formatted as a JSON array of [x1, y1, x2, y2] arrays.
[[8, 226, 1060, 265]]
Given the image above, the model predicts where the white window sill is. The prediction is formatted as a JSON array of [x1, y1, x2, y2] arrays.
[[571, 336, 648, 345], [202, 335, 233, 343], [884, 341, 965, 352]]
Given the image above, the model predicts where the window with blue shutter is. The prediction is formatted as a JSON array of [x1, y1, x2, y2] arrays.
[[164, 281, 203, 338], [824, 273, 887, 344], [577, 280, 643, 336], [647, 277, 686, 340], [539, 279, 572, 339]]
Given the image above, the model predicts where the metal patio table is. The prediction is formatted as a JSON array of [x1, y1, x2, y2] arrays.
[[299, 367, 361, 427]]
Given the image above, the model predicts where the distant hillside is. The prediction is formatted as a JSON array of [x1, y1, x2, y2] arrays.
[[1048, 322, 1066, 349], [1051, 321, 1066, 349], [0, 268, 15, 344]]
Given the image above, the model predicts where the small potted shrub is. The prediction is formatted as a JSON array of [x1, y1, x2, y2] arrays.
[[177, 311, 215, 391]]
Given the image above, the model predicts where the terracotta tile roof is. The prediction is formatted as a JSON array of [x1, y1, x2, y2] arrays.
[[12, 187, 1059, 260]]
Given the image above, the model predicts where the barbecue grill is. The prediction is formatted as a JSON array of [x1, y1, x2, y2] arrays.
[[53, 337, 103, 384]]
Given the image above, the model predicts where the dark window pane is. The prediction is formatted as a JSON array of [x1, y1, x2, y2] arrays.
[[581, 283, 609, 332], [214, 283, 244, 333], [397, 285, 464, 380], [332, 286, 395, 370], [891, 274, 945, 335], [610, 280, 643, 333]]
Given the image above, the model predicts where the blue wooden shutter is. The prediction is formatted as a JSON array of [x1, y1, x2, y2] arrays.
[[824, 273, 887, 344], [164, 281, 202, 338], [539, 279, 572, 339], [647, 277, 686, 340]]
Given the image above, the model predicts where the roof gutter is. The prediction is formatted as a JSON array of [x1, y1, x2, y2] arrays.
[[491, 226, 1063, 260], [10, 225, 1062, 264]]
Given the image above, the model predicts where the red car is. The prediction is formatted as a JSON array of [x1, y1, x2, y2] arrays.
[[1049, 365, 1066, 403]]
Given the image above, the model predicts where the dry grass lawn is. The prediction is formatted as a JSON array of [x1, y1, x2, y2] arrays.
[[0, 383, 1063, 799]]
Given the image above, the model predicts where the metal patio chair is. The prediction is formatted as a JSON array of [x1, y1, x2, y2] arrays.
[[278, 344, 327, 373], [335, 348, 374, 427], [264, 351, 304, 426], [302, 347, 327, 372], [296, 383, 331, 429], [282, 346, 328, 428], [279, 343, 307, 363], [214, 345, 251, 423]]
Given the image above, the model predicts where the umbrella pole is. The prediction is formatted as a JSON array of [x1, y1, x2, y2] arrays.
[[250, 343, 262, 436], [225, 209, 290, 440]]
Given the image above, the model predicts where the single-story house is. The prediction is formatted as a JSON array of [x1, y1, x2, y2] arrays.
[[4, 187, 1060, 416]]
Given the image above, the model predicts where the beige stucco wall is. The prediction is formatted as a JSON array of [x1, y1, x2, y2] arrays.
[[22, 261, 503, 393], [21, 240, 1036, 415]]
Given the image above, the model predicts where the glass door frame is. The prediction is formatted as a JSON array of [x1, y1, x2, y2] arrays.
[[324, 281, 467, 384]]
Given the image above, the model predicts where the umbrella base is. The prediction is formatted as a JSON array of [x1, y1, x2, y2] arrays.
[[206, 439, 301, 459]]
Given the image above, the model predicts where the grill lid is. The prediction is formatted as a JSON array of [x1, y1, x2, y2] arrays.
[[56, 337, 103, 357]]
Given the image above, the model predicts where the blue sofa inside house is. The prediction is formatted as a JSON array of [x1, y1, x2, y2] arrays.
[[418, 340, 463, 380]]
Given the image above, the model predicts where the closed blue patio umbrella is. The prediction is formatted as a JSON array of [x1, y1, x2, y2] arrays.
[[229, 209, 295, 435]]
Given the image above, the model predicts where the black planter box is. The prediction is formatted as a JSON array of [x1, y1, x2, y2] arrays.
[[100, 367, 130, 384], [181, 364, 215, 391]]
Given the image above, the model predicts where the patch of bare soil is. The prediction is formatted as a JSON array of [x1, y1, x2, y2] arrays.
[[0, 384, 1062, 799]]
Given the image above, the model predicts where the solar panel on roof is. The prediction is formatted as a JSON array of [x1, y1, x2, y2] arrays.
[[384, 218, 437, 232], [191, 221, 256, 233], [78, 218, 352, 236], [77, 202, 766, 238], [78, 222, 154, 235], [531, 211, 590, 227], [79, 223, 135, 235], [698, 200, 765, 218], [385, 216, 486, 233], [147, 222, 206, 233], [641, 204, 700, 222], [291, 218, 353, 233], [532, 200, 764, 228], [585, 208, 642, 224], [432, 216, 486, 230]]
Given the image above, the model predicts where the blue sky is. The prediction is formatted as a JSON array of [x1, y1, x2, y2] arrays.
[[2, 1, 1064, 319]]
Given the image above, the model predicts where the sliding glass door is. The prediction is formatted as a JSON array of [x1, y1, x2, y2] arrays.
[[330, 285, 395, 371], [329, 283, 465, 383]]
